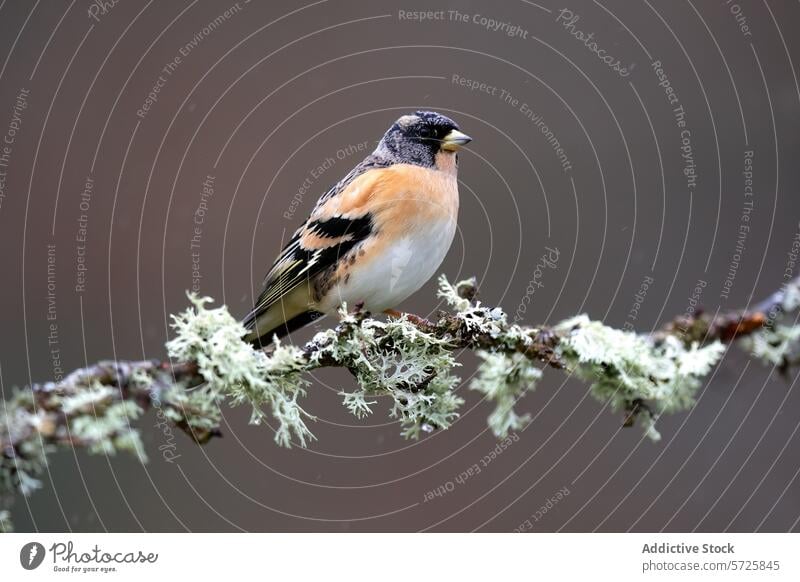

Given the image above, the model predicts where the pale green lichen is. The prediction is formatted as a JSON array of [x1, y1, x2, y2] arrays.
[[69, 400, 146, 461], [437, 275, 473, 312], [471, 351, 542, 437], [316, 308, 463, 439], [166, 293, 315, 447], [129, 367, 155, 390], [397, 375, 463, 440], [739, 281, 800, 368], [781, 284, 800, 312], [160, 384, 222, 435], [1, 389, 48, 498], [340, 391, 376, 419], [437, 275, 533, 350], [61, 385, 116, 415], [438, 275, 509, 338], [439, 275, 727, 440], [555, 315, 725, 440], [1, 433, 48, 497], [0, 509, 12, 533], [4, 276, 798, 535], [740, 324, 800, 366]]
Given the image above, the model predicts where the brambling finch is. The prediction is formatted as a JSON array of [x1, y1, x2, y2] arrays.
[[244, 111, 471, 346]]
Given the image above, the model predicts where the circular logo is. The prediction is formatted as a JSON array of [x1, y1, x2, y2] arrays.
[[19, 542, 45, 570]]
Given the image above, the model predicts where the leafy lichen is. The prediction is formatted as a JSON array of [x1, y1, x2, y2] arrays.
[[437, 275, 533, 351], [69, 401, 146, 460], [740, 283, 800, 368], [4, 274, 793, 533], [555, 315, 725, 440], [740, 324, 800, 366], [438, 275, 510, 339], [0, 509, 12, 533], [471, 351, 542, 437], [0, 381, 149, 505], [166, 294, 315, 447], [440, 276, 729, 440], [317, 307, 463, 439], [160, 384, 222, 435]]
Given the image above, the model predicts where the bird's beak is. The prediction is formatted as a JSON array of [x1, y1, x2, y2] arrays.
[[441, 129, 472, 151]]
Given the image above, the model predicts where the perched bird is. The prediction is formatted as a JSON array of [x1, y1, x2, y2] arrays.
[[243, 110, 471, 346]]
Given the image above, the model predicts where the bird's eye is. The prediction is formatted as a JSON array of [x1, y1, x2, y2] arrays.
[[418, 126, 434, 139]]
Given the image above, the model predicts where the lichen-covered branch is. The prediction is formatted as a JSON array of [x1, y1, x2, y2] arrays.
[[2, 274, 799, 531]]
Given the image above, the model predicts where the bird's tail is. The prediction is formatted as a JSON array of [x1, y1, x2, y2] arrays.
[[244, 310, 323, 347], [242, 286, 323, 347]]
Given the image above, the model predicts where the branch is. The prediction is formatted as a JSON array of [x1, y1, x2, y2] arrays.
[[2, 274, 799, 531]]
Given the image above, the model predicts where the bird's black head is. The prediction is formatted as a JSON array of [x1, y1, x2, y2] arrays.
[[375, 110, 472, 169]]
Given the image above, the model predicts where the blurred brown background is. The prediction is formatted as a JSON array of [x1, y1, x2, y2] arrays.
[[1, 0, 799, 532]]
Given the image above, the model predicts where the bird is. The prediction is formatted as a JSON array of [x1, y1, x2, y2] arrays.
[[243, 110, 472, 347]]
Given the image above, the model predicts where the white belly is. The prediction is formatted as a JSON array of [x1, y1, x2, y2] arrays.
[[319, 216, 456, 314]]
